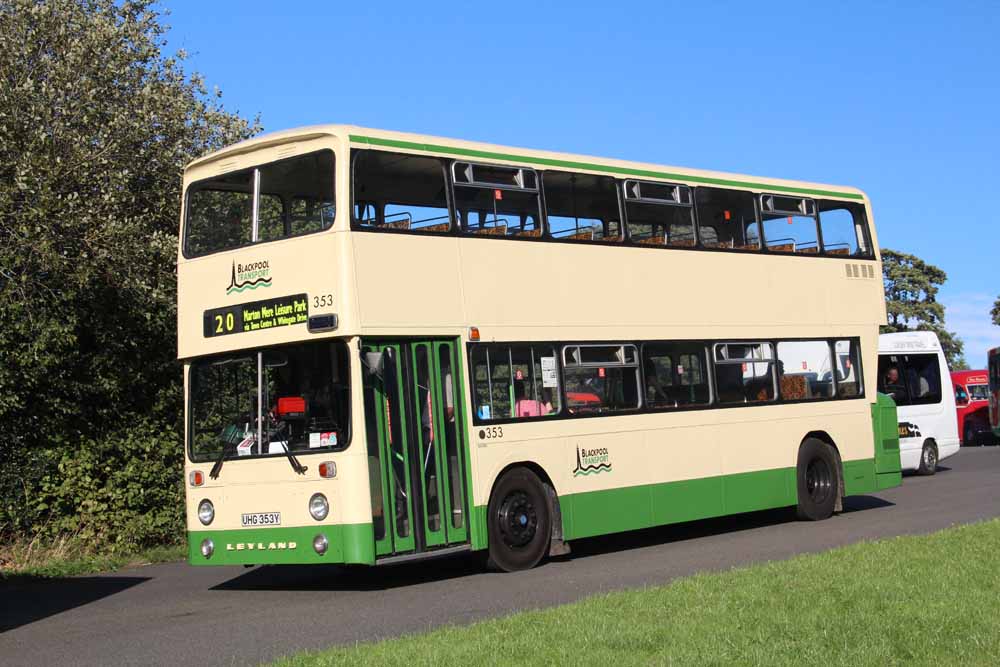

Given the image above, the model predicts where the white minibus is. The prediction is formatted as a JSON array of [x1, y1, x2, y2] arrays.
[[877, 331, 960, 474]]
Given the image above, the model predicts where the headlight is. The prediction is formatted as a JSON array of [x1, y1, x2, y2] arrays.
[[309, 493, 329, 521], [198, 499, 215, 525], [200, 539, 214, 558]]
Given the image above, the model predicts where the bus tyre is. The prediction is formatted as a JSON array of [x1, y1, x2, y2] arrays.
[[486, 467, 551, 572], [918, 442, 938, 475], [795, 438, 839, 521]]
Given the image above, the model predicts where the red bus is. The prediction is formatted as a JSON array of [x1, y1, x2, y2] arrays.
[[952, 369, 993, 445], [990, 348, 1000, 440]]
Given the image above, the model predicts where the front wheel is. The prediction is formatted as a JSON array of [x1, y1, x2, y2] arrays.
[[486, 467, 551, 572], [917, 441, 938, 475], [796, 438, 840, 521]]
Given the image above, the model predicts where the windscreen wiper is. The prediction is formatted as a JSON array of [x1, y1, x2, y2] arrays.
[[269, 422, 307, 475], [209, 442, 232, 480]]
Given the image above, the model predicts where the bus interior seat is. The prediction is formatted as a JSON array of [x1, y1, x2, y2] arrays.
[[474, 223, 508, 236], [514, 228, 543, 238], [780, 374, 809, 400], [420, 222, 451, 233], [565, 228, 596, 241]]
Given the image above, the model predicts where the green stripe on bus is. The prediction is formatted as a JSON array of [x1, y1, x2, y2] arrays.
[[187, 523, 374, 566], [476, 458, 877, 545], [349, 134, 866, 201]]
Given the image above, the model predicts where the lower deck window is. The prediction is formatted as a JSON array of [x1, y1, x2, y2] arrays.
[[189, 341, 350, 462], [642, 342, 710, 407], [776, 341, 834, 400], [562, 345, 641, 414], [714, 342, 775, 404], [471, 345, 561, 420]]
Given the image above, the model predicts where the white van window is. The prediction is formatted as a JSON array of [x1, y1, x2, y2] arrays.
[[877, 353, 942, 406]]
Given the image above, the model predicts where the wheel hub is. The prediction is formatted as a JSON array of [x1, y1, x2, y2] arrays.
[[497, 491, 537, 548], [805, 458, 833, 504]]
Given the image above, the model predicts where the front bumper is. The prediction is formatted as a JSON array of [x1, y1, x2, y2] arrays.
[[187, 523, 374, 566]]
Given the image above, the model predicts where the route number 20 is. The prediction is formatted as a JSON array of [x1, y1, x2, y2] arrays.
[[214, 312, 235, 334]]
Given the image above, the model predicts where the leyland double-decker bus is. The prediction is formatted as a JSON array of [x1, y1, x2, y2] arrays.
[[179, 125, 901, 572]]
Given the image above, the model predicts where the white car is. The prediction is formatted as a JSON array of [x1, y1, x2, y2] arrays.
[[877, 331, 960, 474]]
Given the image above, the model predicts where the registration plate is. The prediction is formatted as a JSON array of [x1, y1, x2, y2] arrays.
[[241, 512, 281, 527]]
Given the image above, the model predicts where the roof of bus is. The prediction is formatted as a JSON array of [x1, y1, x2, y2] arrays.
[[185, 124, 868, 201], [878, 330, 942, 353], [951, 369, 988, 383]]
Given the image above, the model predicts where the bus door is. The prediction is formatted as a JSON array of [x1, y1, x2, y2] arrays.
[[361, 339, 470, 557]]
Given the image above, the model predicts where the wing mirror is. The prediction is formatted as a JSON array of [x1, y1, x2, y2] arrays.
[[363, 347, 395, 380]]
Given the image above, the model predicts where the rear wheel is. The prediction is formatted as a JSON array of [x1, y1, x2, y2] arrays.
[[796, 438, 840, 521], [486, 467, 551, 572], [917, 441, 938, 475]]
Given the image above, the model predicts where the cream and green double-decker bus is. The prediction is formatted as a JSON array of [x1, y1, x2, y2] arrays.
[[179, 125, 901, 572]]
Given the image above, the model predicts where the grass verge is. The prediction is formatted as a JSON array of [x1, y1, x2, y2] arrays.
[[0, 535, 186, 578], [274, 519, 1000, 666]]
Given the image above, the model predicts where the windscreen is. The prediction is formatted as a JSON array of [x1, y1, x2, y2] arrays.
[[189, 340, 350, 462]]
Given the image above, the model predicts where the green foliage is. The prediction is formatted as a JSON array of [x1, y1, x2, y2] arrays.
[[0, 0, 259, 541], [31, 419, 186, 549], [880, 249, 966, 369], [992, 295, 1000, 327]]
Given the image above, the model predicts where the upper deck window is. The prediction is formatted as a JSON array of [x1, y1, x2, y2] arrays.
[[694, 188, 760, 251], [543, 171, 622, 242], [624, 180, 695, 248], [452, 162, 542, 238], [760, 194, 819, 254], [184, 150, 335, 258], [352, 150, 452, 233], [817, 200, 872, 257]]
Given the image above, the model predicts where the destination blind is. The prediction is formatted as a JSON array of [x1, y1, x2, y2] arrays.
[[203, 293, 309, 338]]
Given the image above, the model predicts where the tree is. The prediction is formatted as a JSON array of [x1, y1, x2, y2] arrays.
[[992, 296, 1000, 327], [880, 249, 967, 369], [0, 0, 260, 542]]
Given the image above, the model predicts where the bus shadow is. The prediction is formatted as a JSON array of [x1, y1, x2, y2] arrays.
[[0, 574, 149, 633], [212, 554, 485, 592], [215, 497, 895, 592], [560, 497, 895, 561]]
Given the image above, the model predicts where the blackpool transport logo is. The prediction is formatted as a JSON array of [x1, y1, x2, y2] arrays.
[[227, 260, 272, 294], [573, 446, 612, 477]]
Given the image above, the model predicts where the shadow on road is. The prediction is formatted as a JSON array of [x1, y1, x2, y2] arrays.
[[212, 554, 483, 592], [215, 497, 895, 592], [902, 464, 952, 478], [0, 575, 149, 633], [840, 494, 896, 513]]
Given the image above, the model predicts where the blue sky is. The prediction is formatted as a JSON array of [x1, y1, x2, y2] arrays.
[[164, 1, 1000, 366]]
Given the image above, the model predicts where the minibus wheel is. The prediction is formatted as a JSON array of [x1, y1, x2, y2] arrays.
[[917, 441, 938, 476], [795, 438, 840, 521], [486, 467, 551, 572]]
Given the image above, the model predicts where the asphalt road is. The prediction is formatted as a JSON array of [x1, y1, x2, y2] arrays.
[[3, 447, 999, 666]]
